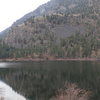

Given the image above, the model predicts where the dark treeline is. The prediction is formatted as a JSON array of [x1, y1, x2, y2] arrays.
[[0, 31, 100, 59]]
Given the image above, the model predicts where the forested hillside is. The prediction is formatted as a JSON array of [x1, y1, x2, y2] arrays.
[[0, 0, 100, 59]]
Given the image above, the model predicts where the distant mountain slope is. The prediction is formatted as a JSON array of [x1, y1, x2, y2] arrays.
[[5, 0, 100, 47], [4, 15, 88, 48], [0, 0, 99, 29], [0, 0, 100, 59], [0, 27, 11, 39], [11, 0, 100, 26]]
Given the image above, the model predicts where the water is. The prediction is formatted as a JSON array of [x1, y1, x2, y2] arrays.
[[0, 61, 100, 100], [0, 81, 26, 100]]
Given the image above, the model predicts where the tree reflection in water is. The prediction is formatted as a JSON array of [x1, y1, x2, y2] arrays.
[[0, 61, 100, 100]]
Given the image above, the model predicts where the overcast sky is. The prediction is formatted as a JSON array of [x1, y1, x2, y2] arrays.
[[0, 0, 50, 32]]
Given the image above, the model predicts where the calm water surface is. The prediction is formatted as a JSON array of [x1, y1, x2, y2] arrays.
[[0, 61, 100, 100]]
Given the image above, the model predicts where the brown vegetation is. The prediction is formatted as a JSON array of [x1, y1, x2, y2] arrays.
[[50, 83, 92, 100]]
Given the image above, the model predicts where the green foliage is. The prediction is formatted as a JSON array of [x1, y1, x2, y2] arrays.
[[60, 33, 100, 58], [0, 31, 100, 59], [0, 42, 15, 58], [46, 14, 68, 25]]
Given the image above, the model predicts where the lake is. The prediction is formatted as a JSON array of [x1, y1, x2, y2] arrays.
[[0, 61, 100, 100]]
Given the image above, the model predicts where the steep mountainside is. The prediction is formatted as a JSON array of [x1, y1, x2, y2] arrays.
[[4, 15, 88, 48], [8, 0, 100, 26], [0, 0, 100, 59]]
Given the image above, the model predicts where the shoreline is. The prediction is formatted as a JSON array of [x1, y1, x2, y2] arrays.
[[0, 57, 99, 62]]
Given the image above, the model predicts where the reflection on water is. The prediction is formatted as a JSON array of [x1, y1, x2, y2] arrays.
[[0, 81, 26, 100], [0, 62, 17, 68], [0, 63, 7, 68], [0, 61, 100, 100]]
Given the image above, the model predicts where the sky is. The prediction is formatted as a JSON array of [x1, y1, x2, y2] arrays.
[[0, 0, 50, 32]]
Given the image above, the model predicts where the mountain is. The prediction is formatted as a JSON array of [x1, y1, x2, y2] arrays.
[[3, 0, 100, 26], [0, 27, 11, 39], [0, 0, 100, 59]]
